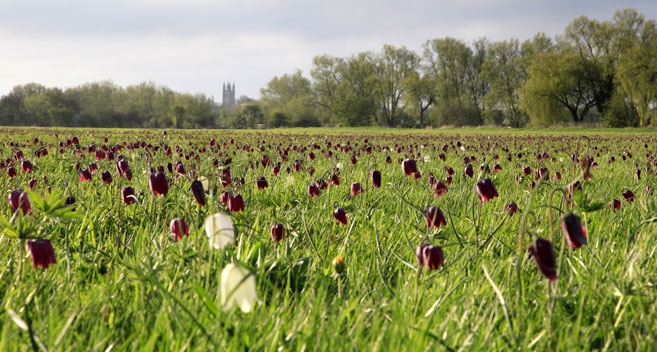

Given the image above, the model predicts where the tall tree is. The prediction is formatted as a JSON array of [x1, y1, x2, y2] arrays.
[[373, 45, 419, 127], [483, 39, 527, 126]]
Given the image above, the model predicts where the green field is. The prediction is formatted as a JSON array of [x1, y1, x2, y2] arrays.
[[1, 127, 656, 351]]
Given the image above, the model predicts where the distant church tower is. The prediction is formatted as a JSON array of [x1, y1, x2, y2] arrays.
[[222, 82, 236, 110]]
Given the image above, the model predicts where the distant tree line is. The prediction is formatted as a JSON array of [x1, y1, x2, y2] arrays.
[[259, 8, 657, 128], [1, 8, 655, 129], [0, 81, 220, 128]]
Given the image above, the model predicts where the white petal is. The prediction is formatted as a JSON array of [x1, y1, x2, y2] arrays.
[[204, 213, 235, 249], [199, 176, 209, 191], [220, 263, 258, 313]]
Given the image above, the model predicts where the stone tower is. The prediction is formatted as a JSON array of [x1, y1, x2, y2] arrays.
[[222, 82, 236, 110]]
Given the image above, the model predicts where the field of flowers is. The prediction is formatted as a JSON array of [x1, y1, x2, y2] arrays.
[[1, 127, 656, 351]]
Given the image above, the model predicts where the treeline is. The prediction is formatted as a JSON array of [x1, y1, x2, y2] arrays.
[[258, 8, 657, 128], [1, 8, 656, 129], [0, 81, 219, 128]]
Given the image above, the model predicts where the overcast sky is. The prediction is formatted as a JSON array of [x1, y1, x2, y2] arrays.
[[1, 0, 655, 102]]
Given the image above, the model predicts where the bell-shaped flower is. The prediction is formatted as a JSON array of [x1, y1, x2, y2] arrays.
[[220, 263, 259, 313], [9, 190, 31, 215], [191, 180, 206, 206], [170, 218, 190, 242], [528, 238, 557, 282], [204, 213, 235, 249], [370, 170, 381, 188], [475, 178, 499, 202], [27, 239, 56, 269], [561, 213, 587, 249]]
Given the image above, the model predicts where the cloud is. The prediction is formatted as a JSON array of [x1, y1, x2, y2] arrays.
[[1, 0, 655, 99]]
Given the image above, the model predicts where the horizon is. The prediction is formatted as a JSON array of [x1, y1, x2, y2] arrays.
[[1, 1, 656, 101]]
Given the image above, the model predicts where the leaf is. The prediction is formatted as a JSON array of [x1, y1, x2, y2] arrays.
[[195, 284, 218, 317], [8, 309, 28, 331]]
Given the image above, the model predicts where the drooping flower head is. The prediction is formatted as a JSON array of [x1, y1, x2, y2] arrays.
[[27, 239, 56, 269], [528, 238, 557, 282], [170, 218, 190, 242], [424, 206, 446, 229], [220, 263, 259, 313], [204, 213, 235, 249], [475, 178, 499, 203], [561, 213, 587, 249]]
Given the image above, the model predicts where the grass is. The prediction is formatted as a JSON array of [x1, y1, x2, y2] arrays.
[[0, 127, 656, 351]]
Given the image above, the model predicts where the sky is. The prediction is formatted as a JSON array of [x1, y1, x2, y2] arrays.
[[1, 0, 656, 102]]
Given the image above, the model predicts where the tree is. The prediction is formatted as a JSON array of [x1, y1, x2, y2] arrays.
[[483, 39, 527, 126], [261, 70, 318, 127], [373, 45, 419, 127], [171, 105, 185, 128], [522, 49, 597, 125], [311, 52, 378, 126], [403, 70, 435, 128]]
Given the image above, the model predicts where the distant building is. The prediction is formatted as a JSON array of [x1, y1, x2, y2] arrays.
[[222, 82, 236, 110]]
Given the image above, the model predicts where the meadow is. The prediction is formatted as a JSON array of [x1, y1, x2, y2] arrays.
[[0, 127, 656, 351]]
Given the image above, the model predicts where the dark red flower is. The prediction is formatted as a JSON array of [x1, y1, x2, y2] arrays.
[[28, 179, 37, 190], [80, 169, 92, 182], [221, 168, 232, 188], [475, 179, 498, 202], [505, 202, 518, 217], [170, 218, 190, 241], [330, 173, 340, 186], [333, 207, 347, 225], [401, 159, 417, 176], [370, 170, 382, 188], [522, 166, 531, 175], [528, 238, 557, 282], [427, 172, 436, 186], [609, 199, 621, 212], [271, 224, 285, 242], [9, 190, 31, 215], [561, 213, 587, 249], [256, 176, 268, 190], [7, 166, 17, 177], [272, 165, 280, 176], [464, 164, 474, 178], [191, 180, 206, 206], [433, 181, 448, 197], [445, 166, 455, 176], [117, 159, 131, 177], [27, 239, 56, 269], [175, 162, 186, 176], [21, 160, 33, 172], [553, 171, 562, 180], [622, 190, 635, 203], [350, 182, 362, 196], [149, 172, 169, 196], [493, 164, 502, 172], [424, 206, 446, 228], [308, 184, 320, 197], [220, 191, 231, 205], [121, 186, 135, 205], [415, 244, 444, 270], [229, 194, 244, 213], [101, 171, 113, 185], [65, 195, 76, 210]]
